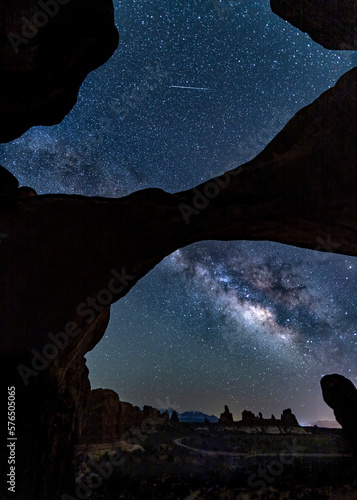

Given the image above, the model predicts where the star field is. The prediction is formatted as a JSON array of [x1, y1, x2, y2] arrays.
[[1, 0, 356, 424]]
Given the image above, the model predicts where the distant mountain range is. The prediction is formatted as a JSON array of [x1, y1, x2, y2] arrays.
[[305, 420, 341, 429], [166, 409, 219, 423]]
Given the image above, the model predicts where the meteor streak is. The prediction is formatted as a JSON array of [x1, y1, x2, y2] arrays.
[[169, 85, 214, 90]]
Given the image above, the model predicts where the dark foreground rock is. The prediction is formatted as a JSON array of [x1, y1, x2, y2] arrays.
[[0, 308, 110, 500], [0, 0, 119, 142], [321, 374, 357, 451], [271, 0, 357, 50], [0, 166, 18, 196]]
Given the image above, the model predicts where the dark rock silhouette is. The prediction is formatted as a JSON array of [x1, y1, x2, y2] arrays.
[[17, 186, 38, 199], [120, 401, 143, 429], [0, 166, 37, 199], [241, 409, 299, 427], [141, 405, 169, 423], [80, 391, 171, 445], [0, 1, 119, 142], [281, 408, 299, 426], [0, 307, 110, 499], [321, 374, 357, 451], [82, 388, 122, 443], [271, 0, 357, 50], [170, 410, 179, 423], [143, 405, 160, 420], [121, 401, 168, 429], [0, 165, 18, 196], [242, 410, 256, 426], [219, 405, 234, 424]]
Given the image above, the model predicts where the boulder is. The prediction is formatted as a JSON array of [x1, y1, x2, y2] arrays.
[[321, 374, 357, 451]]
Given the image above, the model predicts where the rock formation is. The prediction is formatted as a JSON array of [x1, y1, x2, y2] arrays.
[[142, 406, 169, 427], [241, 409, 299, 427], [1, 1, 357, 498], [81, 388, 122, 443], [219, 405, 234, 424], [80, 391, 171, 445], [170, 410, 179, 423], [142, 404, 165, 421], [0, 308, 110, 499], [120, 401, 144, 430], [0, 0, 119, 142], [241, 410, 256, 426], [281, 408, 299, 426], [321, 374, 357, 451], [271, 0, 357, 50], [0, 165, 18, 196]]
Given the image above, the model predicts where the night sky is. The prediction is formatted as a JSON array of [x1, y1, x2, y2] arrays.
[[1, 0, 356, 424]]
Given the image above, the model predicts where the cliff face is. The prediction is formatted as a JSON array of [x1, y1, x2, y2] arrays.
[[321, 374, 357, 451], [80, 390, 169, 445], [0, 0, 119, 143], [81, 388, 122, 444], [271, 0, 357, 50]]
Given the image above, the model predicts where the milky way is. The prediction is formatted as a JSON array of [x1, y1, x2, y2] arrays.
[[1, 0, 356, 423]]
